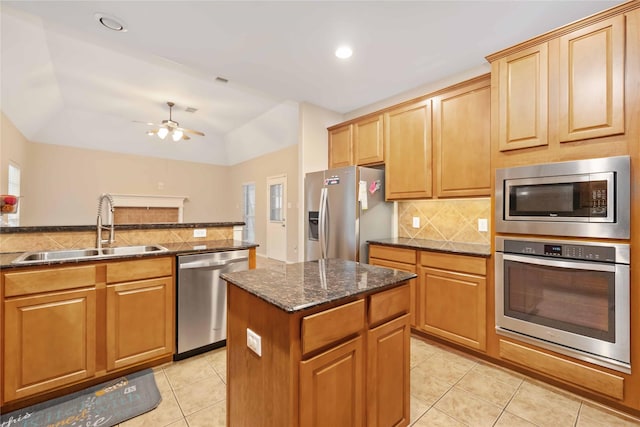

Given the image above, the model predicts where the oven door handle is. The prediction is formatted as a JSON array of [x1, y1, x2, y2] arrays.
[[502, 253, 616, 273]]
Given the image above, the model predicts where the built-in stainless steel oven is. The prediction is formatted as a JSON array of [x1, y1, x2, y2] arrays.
[[495, 156, 630, 239], [495, 237, 630, 373]]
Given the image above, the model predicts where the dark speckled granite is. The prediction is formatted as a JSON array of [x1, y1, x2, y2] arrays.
[[0, 239, 258, 269], [0, 222, 244, 234], [368, 237, 490, 257], [222, 258, 417, 313]]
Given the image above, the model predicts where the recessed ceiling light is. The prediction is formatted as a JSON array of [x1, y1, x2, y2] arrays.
[[335, 46, 353, 59], [94, 13, 127, 32]]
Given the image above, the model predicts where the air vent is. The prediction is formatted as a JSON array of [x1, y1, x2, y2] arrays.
[[215, 76, 229, 83], [185, 107, 198, 113]]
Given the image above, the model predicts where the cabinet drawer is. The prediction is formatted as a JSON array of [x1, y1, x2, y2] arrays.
[[369, 245, 416, 265], [302, 299, 365, 356], [106, 257, 173, 283], [3, 265, 97, 297], [369, 284, 410, 327], [420, 251, 486, 276]]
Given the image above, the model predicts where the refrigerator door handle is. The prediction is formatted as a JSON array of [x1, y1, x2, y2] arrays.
[[319, 187, 329, 259]]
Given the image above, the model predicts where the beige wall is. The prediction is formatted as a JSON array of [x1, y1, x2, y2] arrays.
[[0, 111, 29, 194], [228, 144, 299, 261], [17, 139, 234, 226]]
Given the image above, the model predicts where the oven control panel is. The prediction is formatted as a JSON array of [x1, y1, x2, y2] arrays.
[[503, 240, 616, 262]]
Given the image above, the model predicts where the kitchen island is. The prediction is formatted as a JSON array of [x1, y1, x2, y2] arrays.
[[222, 259, 417, 427]]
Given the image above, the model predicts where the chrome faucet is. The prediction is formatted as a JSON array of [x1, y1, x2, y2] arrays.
[[96, 193, 115, 249]]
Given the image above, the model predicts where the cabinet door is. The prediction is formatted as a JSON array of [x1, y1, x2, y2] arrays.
[[369, 258, 417, 328], [300, 336, 364, 427], [106, 277, 174, 370], [433, 79, 491, 197], [329, 124, 354, 168], [384, 100, 432, 200], [4, 288, 96, 401], [558, 15, 625, 142], [367, 314, 410, 427], [354, 115, 384, 165], [418, 266, 486, 351], [496, 43, 549, 151]]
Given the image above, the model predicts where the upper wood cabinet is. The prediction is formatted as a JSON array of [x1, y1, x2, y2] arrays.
[[354, 114, 384, 165], [384, 100, 432, 200], [433, 78, 491, 197], [557, 15, 625, 142], [328, 124, 353, 168], [495, 44, 549, 152]]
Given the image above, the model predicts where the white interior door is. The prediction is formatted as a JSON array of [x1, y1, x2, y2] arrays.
[[267, 175, 287, 262]]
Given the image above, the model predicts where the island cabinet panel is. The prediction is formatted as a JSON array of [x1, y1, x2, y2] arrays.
[[3, 287, 96, 402], [329, 124, 354, 168], [557, 15, 625, 143], [367, 314, 410, 427], [369, 245, 417, 327], [433, 78, 491, 197], [300, 336, 365, 427], [354, 114, 384, 166], [417, 251, 487, 351], [105, 276, 174, 371], [301, 299, 365, 355], [384, 100, 432, 200]]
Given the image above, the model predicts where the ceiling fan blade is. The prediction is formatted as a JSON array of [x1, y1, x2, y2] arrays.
[[133, 120, 159, 126], [180, 127, 205, 136], [182, 134, 191, 141]]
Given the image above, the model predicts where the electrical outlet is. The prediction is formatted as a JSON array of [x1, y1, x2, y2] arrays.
[[247, 328, 262, 357], [412, 217, 420, 228], [478, 218, 488, 232], [193, 228, 207, 238]]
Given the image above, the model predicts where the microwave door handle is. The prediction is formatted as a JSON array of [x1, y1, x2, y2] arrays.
[[502, 253, 616, 273]]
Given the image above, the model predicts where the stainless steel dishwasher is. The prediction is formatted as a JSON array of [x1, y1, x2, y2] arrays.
[[175, 249, 249, 360]]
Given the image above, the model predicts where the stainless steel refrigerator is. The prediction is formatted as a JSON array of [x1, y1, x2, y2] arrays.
[[304, 166, 393, 263]]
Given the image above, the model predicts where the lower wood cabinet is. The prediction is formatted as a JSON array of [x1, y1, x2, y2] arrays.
[[418, 251, 487, 351], [1, 257, 175, 407]]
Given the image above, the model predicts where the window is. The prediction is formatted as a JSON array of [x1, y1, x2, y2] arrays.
[[269, 183, 283, 221], [5, 163, 21, 226], [242, 183, 255, 242]]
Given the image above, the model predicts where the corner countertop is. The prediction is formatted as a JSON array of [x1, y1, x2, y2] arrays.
[[221, 258, 417, 313], [0, 239, 258, 269], [368, 237, 491, 257]]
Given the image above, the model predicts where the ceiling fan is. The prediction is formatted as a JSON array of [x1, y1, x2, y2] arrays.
[[137, 101, 205, 141]]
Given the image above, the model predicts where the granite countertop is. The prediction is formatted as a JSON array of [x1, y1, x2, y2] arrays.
[[0, 239, 258, 269], [222, 258, 417, 313], [368, 237, 491, 257], [0, 222, 244, 234]]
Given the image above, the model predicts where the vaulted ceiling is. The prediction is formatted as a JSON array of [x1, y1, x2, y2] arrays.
[[1, 1, 624, 165]]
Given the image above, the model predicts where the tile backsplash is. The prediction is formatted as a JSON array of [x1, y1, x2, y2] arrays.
[[398, 198, 491, 244]]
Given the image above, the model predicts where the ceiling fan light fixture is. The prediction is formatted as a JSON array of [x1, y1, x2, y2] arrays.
[[157, 127, 169, 139], [172, 129, 184, 141]]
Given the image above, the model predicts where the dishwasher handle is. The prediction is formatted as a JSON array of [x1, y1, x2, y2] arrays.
[[179, 256, 248, 270]]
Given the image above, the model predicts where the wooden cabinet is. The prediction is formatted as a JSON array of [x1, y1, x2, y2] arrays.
[[328, 124, 353, 168], [417, 251, 487, 351], [227, 282, 411, 427], [433, 78, 491, 197], [300, 336, 365, 427], [490, 13, 627, 157], [369, 244, 418, 327], [2, 256, 175, 406], [367, 314, 410, 427], [384, 100, 432, 200], [2, 266, 97, 402], [557, 15, 625, 142], [494, 43, 549, 152], [354, 114, 384, 165]]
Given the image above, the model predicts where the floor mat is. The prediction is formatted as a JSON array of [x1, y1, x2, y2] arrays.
[[1, 368, 161, 427]]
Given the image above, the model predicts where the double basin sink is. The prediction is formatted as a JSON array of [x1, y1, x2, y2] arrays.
[[12, 245, 169, 265]]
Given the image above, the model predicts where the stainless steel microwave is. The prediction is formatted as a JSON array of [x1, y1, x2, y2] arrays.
[[495, 156, 630, 239]]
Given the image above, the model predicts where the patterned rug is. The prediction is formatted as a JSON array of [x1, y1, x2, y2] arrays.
[[1, 369, 161, 427]]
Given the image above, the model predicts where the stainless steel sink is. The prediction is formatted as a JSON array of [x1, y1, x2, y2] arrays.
[[12, 245, 169, 265]]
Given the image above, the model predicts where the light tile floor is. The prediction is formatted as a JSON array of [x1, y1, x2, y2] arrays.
[[118, 336, 640, 427], [118, 256, 640, 426]]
